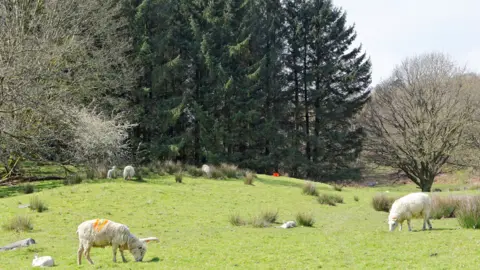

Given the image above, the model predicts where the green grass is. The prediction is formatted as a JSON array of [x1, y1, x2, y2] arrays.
[[2, 175, 480, 268]]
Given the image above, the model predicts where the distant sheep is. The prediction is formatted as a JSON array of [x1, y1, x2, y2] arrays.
[[32, 254, 54, 267], [76, 219, 159, 265], [388, 192, 432, 232], [123, 165, 135, 180], [201, 164, 211, 178], [280, 221, 296, 229], [107, 166, 117, 179]]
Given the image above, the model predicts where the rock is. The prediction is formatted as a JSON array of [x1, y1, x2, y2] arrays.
[[18, 204, 30, 208], [0, 238, 36, 251]]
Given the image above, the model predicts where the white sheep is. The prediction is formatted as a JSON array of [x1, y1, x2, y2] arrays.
[[280, 221, 297, 229], [201, 164, 211, 178], [32, 254, 54, 267], [107, 166, 117, 179], [123, 165, 135, 180], [388, 192, 433, 232], [76, 219, 159, 265]]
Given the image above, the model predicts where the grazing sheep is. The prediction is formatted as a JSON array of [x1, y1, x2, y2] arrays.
[[32, 254, 54, 267], [76, 219, 159, 265], [107, 166, 117, 179], [201, 164, 211, 178], [388, 192, 432, 232], [123, 165, 135, 180]]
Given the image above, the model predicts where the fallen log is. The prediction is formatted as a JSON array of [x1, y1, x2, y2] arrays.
[[0, 238, 36, 251]]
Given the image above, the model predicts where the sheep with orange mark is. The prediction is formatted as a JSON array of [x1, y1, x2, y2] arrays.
[[76, 219, 159, 265], [388, 192, 433, 232]]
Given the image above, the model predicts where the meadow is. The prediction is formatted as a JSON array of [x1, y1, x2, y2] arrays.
[[0, 174, 479, 269]]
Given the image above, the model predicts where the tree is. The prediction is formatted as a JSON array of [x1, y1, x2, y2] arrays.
[[0, 0, 136, 180], [360, 52, 476, 191]]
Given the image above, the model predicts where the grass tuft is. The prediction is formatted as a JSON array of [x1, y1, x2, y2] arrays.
[[302, 181, 318, 196], [29, 196, 48, 212], [317, 193, 343, 206], [430, 195, 460, 219], [229, 213, 246, 226], [244, 172, 254, 185], [22, 184, 35, 194], [296, 212, 315, 227], [260, 209, 278, 223], [354, 195, 359, 202], [2, 215, 33, 232], [372, 193, 397, 212], [63, 174, 83, 186], [175, 172, 183, 183], [251, 216, 270, 228], [219, 163, 240, 179], [332, 184, 343, 192], [456, 195, 480, 229]]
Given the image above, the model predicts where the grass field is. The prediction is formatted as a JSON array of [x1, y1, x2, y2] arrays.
[[1, 174, 480, 269]]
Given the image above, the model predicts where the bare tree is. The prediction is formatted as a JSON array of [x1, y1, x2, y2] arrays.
[[0, 0, 136, 180], [360, 52, 477, 191]]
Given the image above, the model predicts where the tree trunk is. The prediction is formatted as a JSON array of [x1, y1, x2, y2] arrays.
[[419, 177, 434, 192]]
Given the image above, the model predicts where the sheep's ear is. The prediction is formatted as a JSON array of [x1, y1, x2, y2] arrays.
[[391, 216, 397, 221], [140, 237, 159, 243]]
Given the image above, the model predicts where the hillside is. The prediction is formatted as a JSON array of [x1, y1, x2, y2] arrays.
[[0, 175, 479, 269]]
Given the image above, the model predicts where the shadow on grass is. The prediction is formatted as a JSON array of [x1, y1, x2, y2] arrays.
[[146, 257, 161, 263], [255, 177, 303, 188], [0, 181, 63, 199]]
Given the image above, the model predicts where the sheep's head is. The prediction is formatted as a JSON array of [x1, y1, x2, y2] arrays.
[[129, 237, 159, 262], [388, 216, 398, 231]]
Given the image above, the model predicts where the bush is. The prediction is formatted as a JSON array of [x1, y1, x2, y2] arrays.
[[186, 166, 203, 177], [260, 209, 278, 223], [138, 167, 151, 177], [175, 173, 183, 183], [244, 172, 254, 185], [219, 163, 240, 179], [354, 195, 359, 202], [29, 196, 48, 213], [63, 174, 83, 186], [296, 212, 315, 227], [211, 169, 226, 180], [22, 184, 35, 194], [229, 214, 246, 226], [2, 216, 33, 232], [302, 181, 318, 196], [317, 193, 343, 206], [456, 195, 480, 229], [430, 195, 460, 219], [372, 193, 397, 212]]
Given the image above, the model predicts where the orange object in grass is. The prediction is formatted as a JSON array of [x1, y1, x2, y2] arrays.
[[273, 172, 280, 177]]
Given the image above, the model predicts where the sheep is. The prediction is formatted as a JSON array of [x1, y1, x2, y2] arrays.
[[388, 192, 433, 232], [201, 164, 211, 178], [76, 219, 159, 265], [123, 165, 135, 180], [32, 254, 54, 267], [280, 221, 297, 229], [107, 166, 117, 179]]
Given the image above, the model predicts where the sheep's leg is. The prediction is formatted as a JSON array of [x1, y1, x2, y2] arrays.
[[398, 222, 402, 231], [407, 219, 412, 231], [112, 244, 118, 263], [85, 247, 94, 265], [426, 217, 433, 230], [77, 244, 84, 265], [119, 249, 127, 262]]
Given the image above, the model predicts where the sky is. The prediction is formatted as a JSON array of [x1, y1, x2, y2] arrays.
[[332, 0, 480, 86]]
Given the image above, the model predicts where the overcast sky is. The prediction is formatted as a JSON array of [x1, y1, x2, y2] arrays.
[[332, 0, 480, 86]]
